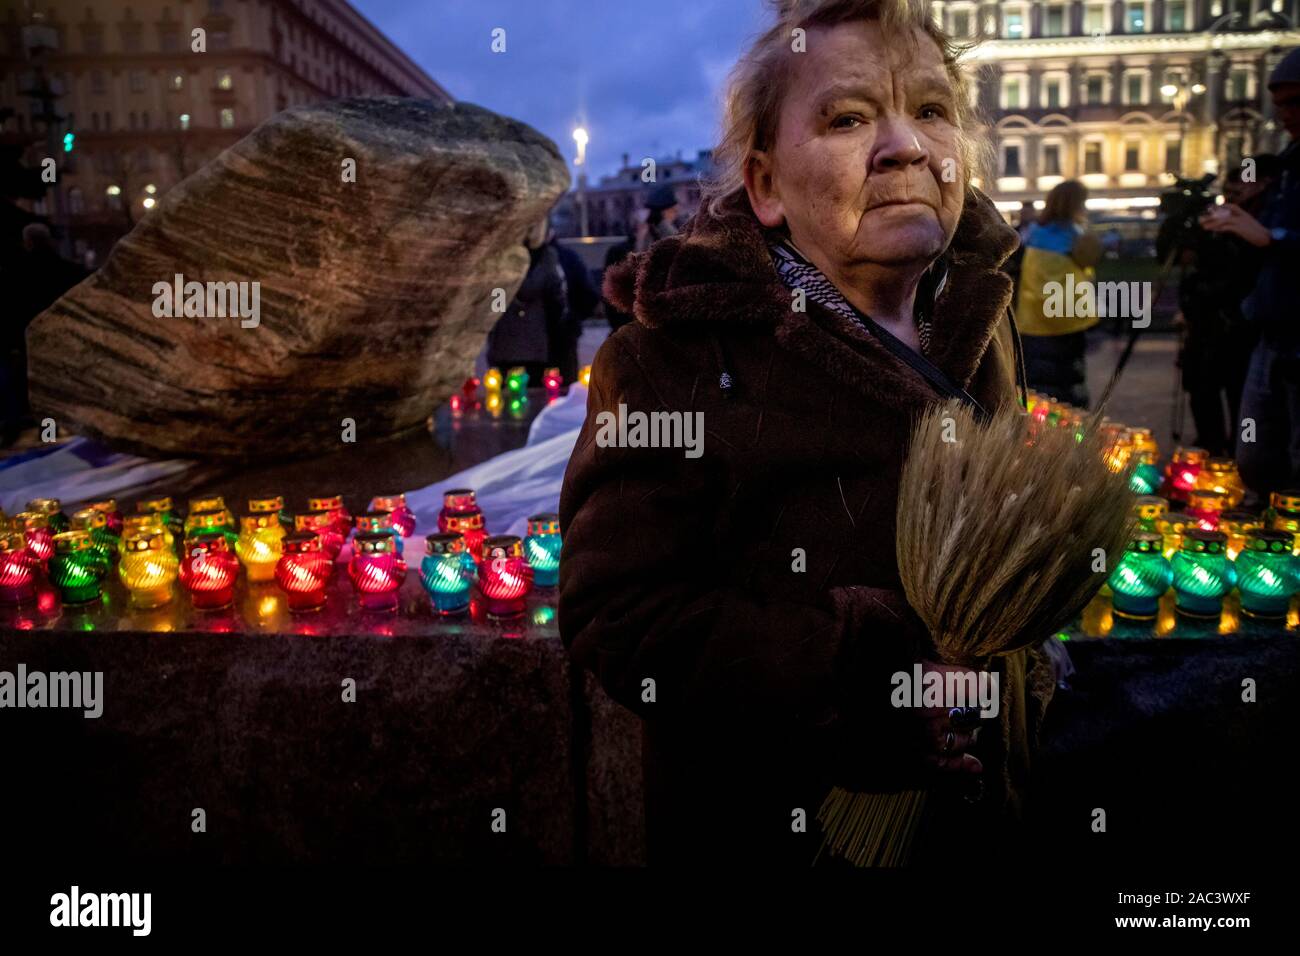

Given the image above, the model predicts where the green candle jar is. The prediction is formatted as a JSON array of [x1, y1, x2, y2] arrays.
[[1235, 530, 1300, 619], [50, 530, 110, 605], [1132, 496, 1168, 533], [1107, 532, 1172, 620], [1170, 529, 1236, 618]]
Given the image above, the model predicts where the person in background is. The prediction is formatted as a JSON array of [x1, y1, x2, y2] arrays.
[[634, 184, 680, 252], [1004, 199, 1038, 297], [1173, 156, 1279, 457], [1014, 180, 1102, 408], [548, 228, 598, 385], [602, 224, 637, 332], [486, 216, 567, 388], [1202, 48, 1300, 495]]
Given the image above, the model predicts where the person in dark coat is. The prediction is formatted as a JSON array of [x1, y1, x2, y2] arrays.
[[487, 217, 567, 388], [549, 231, 598, 385], [602, 230, 637, 332], [559, 1, 1056, 867]]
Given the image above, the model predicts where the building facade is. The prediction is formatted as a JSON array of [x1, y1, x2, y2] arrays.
[[0, 0, 450, 263], [934, 0, 1300, 212], [553, 149, 715, 239]]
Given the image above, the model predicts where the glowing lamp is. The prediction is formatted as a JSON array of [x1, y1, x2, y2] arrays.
[[121, 512, 170, 556], [296, 510, 343, 560], [188, 495, 228, 518], [579, 364, 592, 388], [119, 528, 179, 608], [1218, 510, 1262, 561], [1126, 427, 1159, 464], [438, 489, 487, 561], [275, 532, 332, 611], [1265, 490, 1300, 549], [544, 367, 562, 398], [1235, 530, 1300, 619], [484, 367, 503, 394], [1100, 424, 1132, 474], [1162, 447, 1207, 505], [236, 513, 285, 583], [486, 392, 503, 417], [369, 494, 416, 537], [1185, 489, 1227, 531], [1195, 458, 1245, 509], [420, 533, 477, 615], [355, 510, 403, 555], [1107, 532, 1172, 620], [185, 508, 238, 547], [1155, 514, 1191, 560], [12, 512, 54, 568], [50, 531, 110, 605], [462, 377, 480, 402], [1132, 495, 1168, 532], [27, 498, 70, 534], [348, 532, 407, 611], [479, 534, 533, 619], [1129, 461, 1163, 496], [508, 394, 529, 419], [524, 513, 562, 587], [88, 499, 124, 536], [249, 495, 284, 516], [1170, 529, 1236, 618], [450, 394, 463, 415], [179, 532, 240, 610], [0, 531, 38, 605], [308, 495, 351, 537], [506, 366, 529, 396], [70, 508, 119, 561]]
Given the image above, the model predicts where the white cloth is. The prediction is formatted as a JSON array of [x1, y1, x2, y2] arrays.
[[0, 438, 194, 514]]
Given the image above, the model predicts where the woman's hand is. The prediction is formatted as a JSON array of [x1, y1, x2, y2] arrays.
[[1200, 203, 1272, 248], [917, 661, 984, 776]]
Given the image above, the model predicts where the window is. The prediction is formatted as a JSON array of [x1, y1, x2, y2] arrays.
[[1124, 142, 1141, 171], [179, 112, 191, 131], [209, 0, 225, 11], [104, 111, 112, 130], [1085, 3, 1108, 34], [91, 112, 100, 131], [141, 111, 150, 130], [217, 71, 233, 90], [1044, 5, 1066, 37], [90, 70, 106, 94], [1086, 75, 1106, 104], [220, 108, 235, 129], [1167, 0, 1188, 31], [129, 69, 146, 93], [951, 10, 970, 37], [1004, 10, 1025, 38], [1225, 134, 1245, 170], [1126, 2, 1147, 32], [1165, 140, 1182, 173], [211, 31, 231, 51], [1084, 141, 1103, 174], [1003, 144, 1023, 177], [1043, 143, 1062, 176], [171, 72, 184, 91], [1003, 76, 1023, 109], [1045, 79, 1062, 109], [83, 31, 103, 54], [129, 111, 138, 130], [1126, 73, 1146, 104], [161, 30, 180, 53], [122, 30, 142, 53], [1229, 67, 1250, 101]]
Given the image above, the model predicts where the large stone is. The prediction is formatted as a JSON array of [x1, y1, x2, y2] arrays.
[[27, 97, 569, 458]]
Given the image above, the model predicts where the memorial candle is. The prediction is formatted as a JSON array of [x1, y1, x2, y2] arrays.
[[438, 489, 487, 561], [187, 495, 229, 521], [544, 367, 562, 399], [308, 495, 351, 537], [1132, 496, 1168, 533], [1185, 489, 1227, 531], [484, 367, 503, 394], [274, 532, 332, 611], [579, 364, 592, 388], [1156, 513, 1191, 560], [355, 511, 403, 555], [120, 512, 169, 556], [1218, 510, 1263, 561], [12, 512, 54, 568], [296, 510, 343, 560], [235, 513, 284, 583], [27, 498, 70, 534], [1107, 532, 1172, 620], [179, 532, 240, 610], [505, 366, 528, 396], [420, 533, 477, 615], [524, 513, 562, 587], [1162, 447, 1208, 505], [369, 494, 416, 537], [0, 530, 36, 605], [1235, 530, 1300, 619], [1195, 458, 1245, 509], [1170, 529, 1236, 618], [120, 528, 179, 609], [479, 534, 533, 619], [185, 508, 239, 547], [1265, 490, 1300, 553], [50, 530, 110, 605], [70, 508, 118, 562], [87, 498, 124, 536], [348, 532, 407, 611]]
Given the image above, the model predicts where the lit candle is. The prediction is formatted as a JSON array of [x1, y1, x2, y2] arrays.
[[544, 367, 562, 399], [179, 532, 240, 610], [27, 498, 70, 534], [120, 512, 170, 556], [1264, 490, 1300, 554], [369, 494, 416, 537], [508, 393, 529, 420], [11, 512, 54, 568], [308, 495, 351, 537], [1162, 447, 1208, 505], [50, 530, 110, 605], [1185, 489, 1227, 531], [136, 496, 184, 555], [187, 495, 229, 519], [348, 532, 407, 611], [1195, 458, 1245, 509], [484, 367, 503, 394], [579, 364, 592, 388], [0, 530, 37, 605], [1155, 514, 1191, 560], [355, 510, 403, 555], [185, 508, 238, 547], [1170, 529, 1236, 618], [236, 513, 284, 583], [479, 534, 533, 619], [1107, 532, 1172, 620], [1218, 510, 1262, 561], [506, 366, 529, 396], [462, 376, 480, 403], [296, 510, 343, 560], [420, 533, 477, 615], [524, 513, 562, 587], [119, 527, 179, 609], [1132, 495, 1168, 533], [274, 532, 332, 611], [438, 489, 487, 562], [1235, 530, 1300, 619], [1126, 427, 1159, 464], [87, 498, 124, 536], [70, 508, 119, 562], [485, 392, 503, 417]]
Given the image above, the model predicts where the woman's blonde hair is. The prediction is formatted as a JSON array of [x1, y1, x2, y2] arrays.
[[703, 0, 990, 218]]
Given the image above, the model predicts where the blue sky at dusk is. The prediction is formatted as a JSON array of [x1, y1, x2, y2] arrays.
[[352, 0, 770, 181]]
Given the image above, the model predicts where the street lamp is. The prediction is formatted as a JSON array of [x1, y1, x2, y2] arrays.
[[573, 127, 589, 238]]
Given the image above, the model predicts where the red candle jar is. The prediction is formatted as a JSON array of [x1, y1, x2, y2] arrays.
[[0, 530, 37, 605], [308, 495, 351, 537], [88, 498, 124, 536], [348, 532, 407, 611], [179, 532, 241, 610], [12, 512, 54, 568], [27, 497, 70, 534], [544, 367, 562, 398], [439, 489, 487, 561], [1162, 447, 1208, 505], [479, 534, 533, 619], [275, 532, 333, 611], [1185, 489, 1228, 532], [369, 494, 416, 537], [296, 510, 344, 560]]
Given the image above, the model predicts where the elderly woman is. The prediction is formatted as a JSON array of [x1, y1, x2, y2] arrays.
[[559, 0, 1055, 866]]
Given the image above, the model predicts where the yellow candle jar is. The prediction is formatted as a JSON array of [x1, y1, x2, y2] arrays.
[[235, 514, 284, 583], [1156, 514, 1191, 560], [1195, 458, 1245, 509], [1219, 511, 1263, 561], [120, 528, 179, 608], [120, 512, 170, 555]]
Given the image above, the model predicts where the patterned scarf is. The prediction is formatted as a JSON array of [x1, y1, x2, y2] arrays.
[[767, 236, 934, 355]]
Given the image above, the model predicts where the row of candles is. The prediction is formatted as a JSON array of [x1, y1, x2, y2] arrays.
[[0, 490, 563, 621], [1027, 391, 1298, 622], [449, 365, 592, 418]]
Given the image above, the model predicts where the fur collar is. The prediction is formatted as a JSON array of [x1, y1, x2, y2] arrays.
[[604, 187, 1020, 401]]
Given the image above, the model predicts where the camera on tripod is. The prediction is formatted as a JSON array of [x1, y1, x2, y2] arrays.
[[1156, 174, 1219, 261]]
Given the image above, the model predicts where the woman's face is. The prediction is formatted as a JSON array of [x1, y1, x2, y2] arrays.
[[747, 20, 965, 272]]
